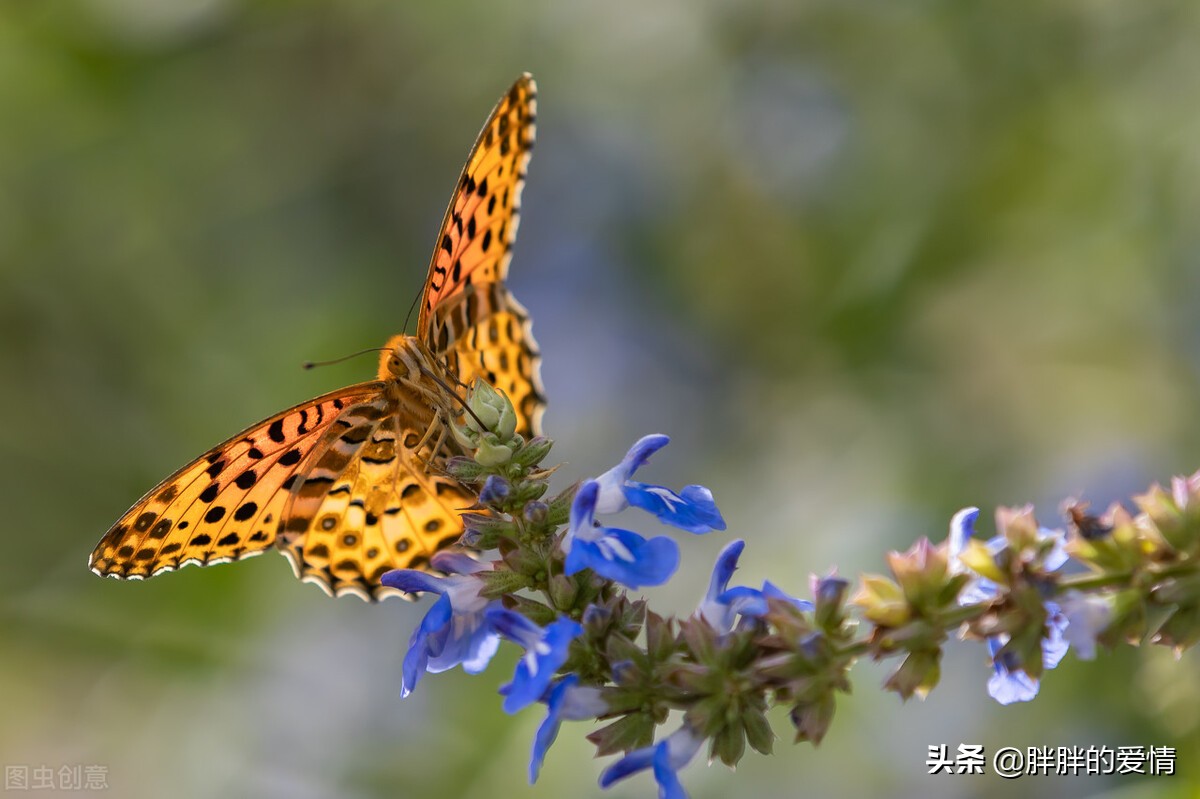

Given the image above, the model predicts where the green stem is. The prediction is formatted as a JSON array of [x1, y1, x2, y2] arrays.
[[938, 602, 989, 627]]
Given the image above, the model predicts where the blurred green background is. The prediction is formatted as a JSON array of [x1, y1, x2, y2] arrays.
[[2, 1, 1199, 797]]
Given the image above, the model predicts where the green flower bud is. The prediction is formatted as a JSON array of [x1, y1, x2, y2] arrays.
[[852, 574, 911, 627], [475, 433, 514, 466], [468, 379, 518, 441]]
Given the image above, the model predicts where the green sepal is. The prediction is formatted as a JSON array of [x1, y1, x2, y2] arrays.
[[548, 573, 580, 609], [605, 632, 643, 666], [477, 569, 536, 600], [504, 595, 557, 627], [444, 456, 489, 482], [678, 617, 719, 666], [884, 648, 942, 700], [710, 723, 746, 768], [512, 436, 554, 468], [742, 704, 775, 755], [459, 512, 516, 549], [586, 713, 656, 756], [547, 483, 580, 527], [791, 692, 836, 745], [510, 479, 549, 505], [475, 435, 515, 467], [645, 611, 676, 663]]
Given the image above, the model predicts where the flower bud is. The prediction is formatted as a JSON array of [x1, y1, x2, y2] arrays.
[[524, 501, 549, 525], [475, 433, 515, 467], [468, 379, 518, 441], [812, 573, 849, 631], [852, 574, 910, 627], [479, 475, 512, 506]]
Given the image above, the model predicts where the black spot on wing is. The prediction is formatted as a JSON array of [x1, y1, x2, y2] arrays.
[[278, 448, 302, 467]]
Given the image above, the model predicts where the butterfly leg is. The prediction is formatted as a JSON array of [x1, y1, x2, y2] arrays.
[[422, 422, 451, 475], [408, 412, 446, 472]]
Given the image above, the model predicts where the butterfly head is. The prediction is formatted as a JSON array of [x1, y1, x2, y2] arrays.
[[377, 334, 433, 383]]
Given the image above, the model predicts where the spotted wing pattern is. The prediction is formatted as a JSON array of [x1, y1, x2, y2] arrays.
[[416, 73, 537, 336], [90, 384, 384, 580], [91, 74, 543, 601], [429, 281, 546, 437], [275, 396, 476, 600]]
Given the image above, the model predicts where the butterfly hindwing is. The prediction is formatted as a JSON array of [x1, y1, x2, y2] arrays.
[[90, 383, 385, 581], [275, 396, 476, 600]]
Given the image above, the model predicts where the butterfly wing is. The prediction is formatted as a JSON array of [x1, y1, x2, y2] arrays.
[[90, 383, 384, 581], [415, 74, 544, 437], [416, 73, 537, 338], [428, 281, 546, 437], [275, 395, 476, 600], [271, 75, 542, 599]]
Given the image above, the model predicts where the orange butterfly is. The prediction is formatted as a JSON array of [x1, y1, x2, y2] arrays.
[[89, 74, 545, 601]]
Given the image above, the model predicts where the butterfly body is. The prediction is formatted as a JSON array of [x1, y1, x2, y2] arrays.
[[89, 74, 544, 600]]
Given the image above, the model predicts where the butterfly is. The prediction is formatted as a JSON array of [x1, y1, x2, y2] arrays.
[[89, 74, 545, 601]]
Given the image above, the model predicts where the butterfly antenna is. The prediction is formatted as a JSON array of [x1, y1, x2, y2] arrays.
[[401, 287, 423, 335], [302, 347, 389, 370]]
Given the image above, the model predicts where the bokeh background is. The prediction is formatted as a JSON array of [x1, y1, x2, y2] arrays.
[[3, 1, 1199, 797]]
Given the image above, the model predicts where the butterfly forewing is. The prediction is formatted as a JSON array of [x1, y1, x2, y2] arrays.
[[416, 74, 537, 337], [90, 383, 384, 580]]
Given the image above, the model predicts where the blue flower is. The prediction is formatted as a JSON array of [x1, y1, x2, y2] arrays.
[[949, 506, 1070, 704], [381, 551, 500, 697], [564, 480, 681, 588], [599, 724, 705, 799], [694, 539, 812, 633], [720, 581, 813, 621], [695, 539, 746, 631], [1058, 590, 1112, 661], [593, 435, 726, 533], [986, 609, 1068, 704], [486, 607, 584, 714], [529, 675, 608, 783]]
